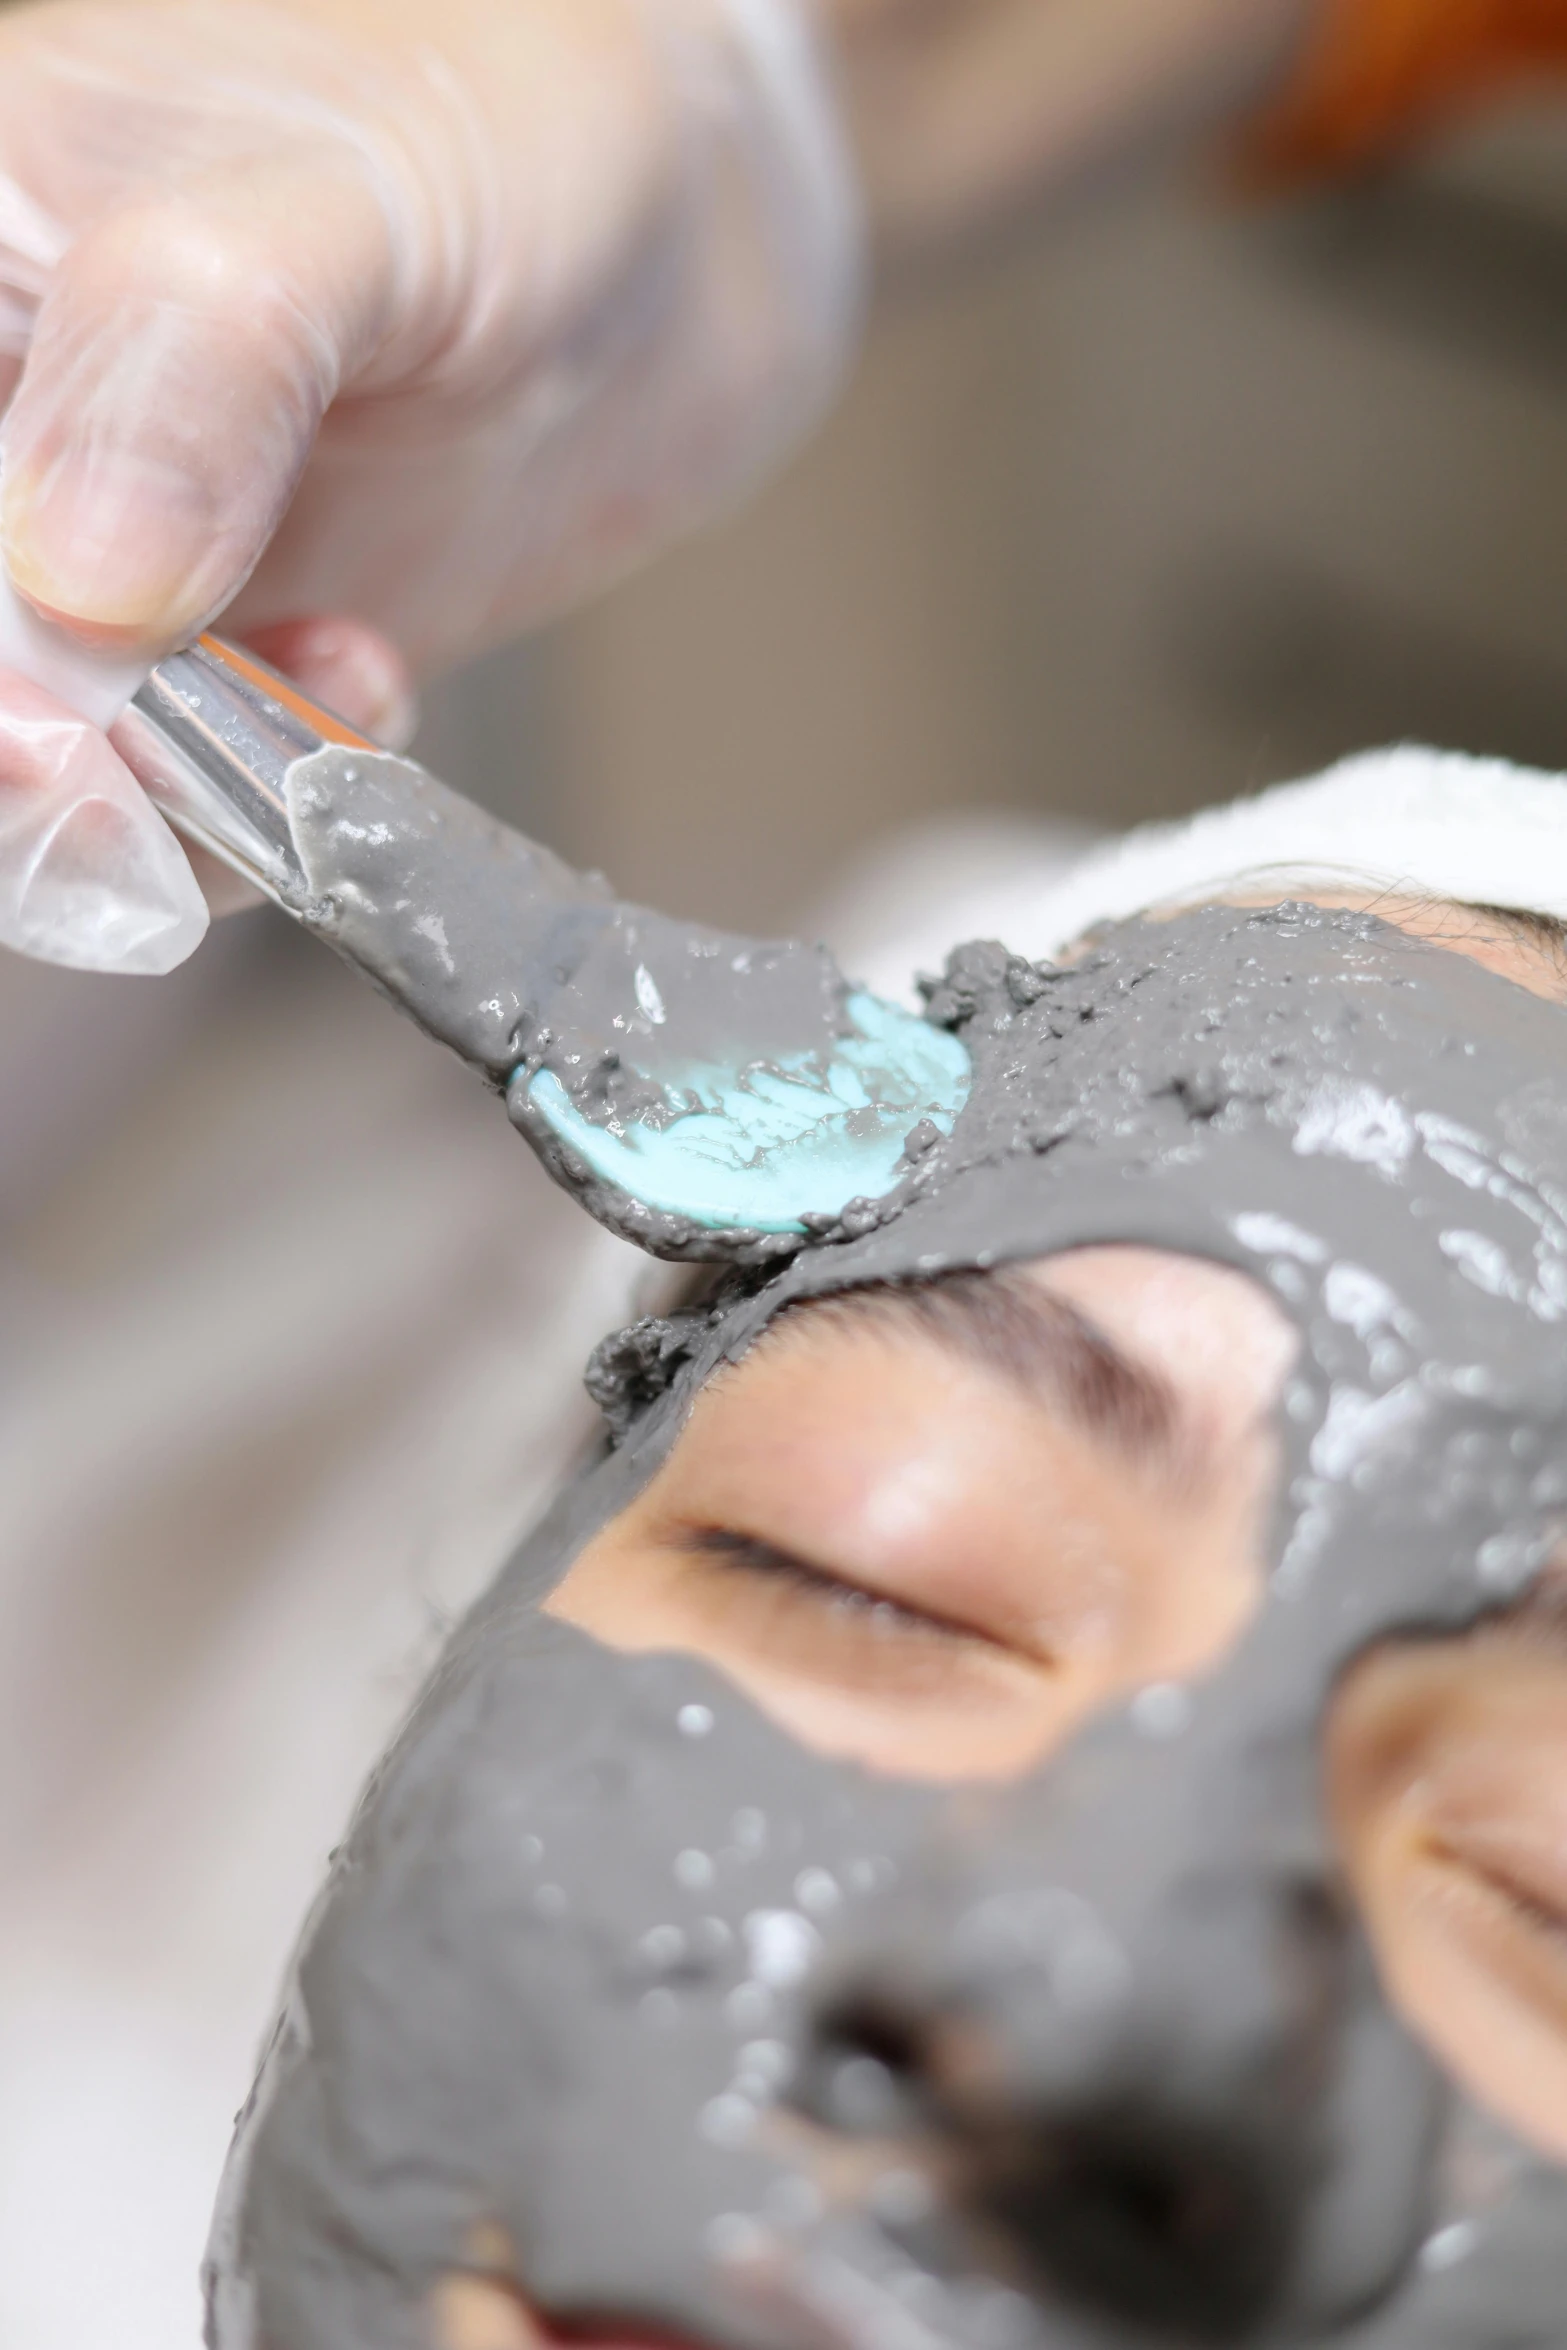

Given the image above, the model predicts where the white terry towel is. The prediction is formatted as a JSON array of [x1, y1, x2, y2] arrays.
[[820, 745, 1567, 1001], [1023, 745, 1567, 965]]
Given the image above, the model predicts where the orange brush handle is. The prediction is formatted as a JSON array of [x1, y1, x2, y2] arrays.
[[194, 634, 374, 752]]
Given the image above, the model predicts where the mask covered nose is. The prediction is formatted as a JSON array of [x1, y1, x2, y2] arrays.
[[793, 1707, 1445, 2344]]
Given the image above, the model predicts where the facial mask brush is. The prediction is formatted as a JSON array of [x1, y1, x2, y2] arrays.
[[113, 635, 970, 1257]]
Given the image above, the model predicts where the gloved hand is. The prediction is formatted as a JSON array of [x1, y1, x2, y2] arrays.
[[0, 0, 861, 973]]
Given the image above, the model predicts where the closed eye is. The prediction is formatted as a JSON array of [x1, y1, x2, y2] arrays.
[[676, 1525, 1010, 1654], [1425, 1832, 1567, 1956]]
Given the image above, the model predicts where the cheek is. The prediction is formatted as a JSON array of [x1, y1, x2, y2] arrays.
[[1328, 1657, 1567, 2165], [1358, 1842, 1567, 2166]]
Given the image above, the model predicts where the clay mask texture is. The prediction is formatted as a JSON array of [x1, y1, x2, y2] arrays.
[[211, 906, 1567, 2350], [281, 752, 967, 1256]]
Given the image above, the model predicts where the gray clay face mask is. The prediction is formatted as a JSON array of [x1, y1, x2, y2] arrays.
[[209, 905, 1567, 2350]]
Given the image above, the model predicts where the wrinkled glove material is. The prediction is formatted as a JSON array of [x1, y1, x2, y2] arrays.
[[0, 0, 862, 975]]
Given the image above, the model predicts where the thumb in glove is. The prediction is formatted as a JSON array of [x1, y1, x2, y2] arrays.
[[0, 177, 207, 974]]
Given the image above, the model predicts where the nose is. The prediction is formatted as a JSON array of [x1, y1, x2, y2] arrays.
[[978, 2099, 1294, 2340], [799, 1969, 1306, 2342], [793, 1867, 1439, 2345]]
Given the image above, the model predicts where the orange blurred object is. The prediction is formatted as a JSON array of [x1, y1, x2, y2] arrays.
[[1238, 0, 1567, 184]]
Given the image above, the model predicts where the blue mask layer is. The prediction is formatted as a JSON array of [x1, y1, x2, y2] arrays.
[[521, 992, 970, 1234]]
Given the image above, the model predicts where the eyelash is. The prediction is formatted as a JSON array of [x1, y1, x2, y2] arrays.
[[1439, 1840, 1567, 1956], [678, 1526, 983, 1650]]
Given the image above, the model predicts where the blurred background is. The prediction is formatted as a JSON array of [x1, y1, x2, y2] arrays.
[[420, 100, 1567, 931]]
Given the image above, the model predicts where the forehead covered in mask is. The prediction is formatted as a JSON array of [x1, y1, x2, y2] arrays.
[[212, 904, 1567, 2350]]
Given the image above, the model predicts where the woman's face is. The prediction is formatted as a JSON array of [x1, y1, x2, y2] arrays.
[[236, 895, 1567, 2350], [552, 1249, 1292, 1784], [420, 904, 1567, 2350], [555, 892, 1567, 1785], [549, 1242, 1567, 2172], [430, 1234, 1567, 2348]]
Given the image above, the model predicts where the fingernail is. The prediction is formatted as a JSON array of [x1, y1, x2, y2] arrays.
[[368, 671, 420, 752], [2, 444, 231, 645]]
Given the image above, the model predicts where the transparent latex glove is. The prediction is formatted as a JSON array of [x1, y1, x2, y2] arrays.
[[0, 668, 207, 971], [0, 620, 417, 972], [0, 0, 859, 974]]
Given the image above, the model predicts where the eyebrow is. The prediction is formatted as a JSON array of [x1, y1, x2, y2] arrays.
[[777, 1270, 1188, 1475]]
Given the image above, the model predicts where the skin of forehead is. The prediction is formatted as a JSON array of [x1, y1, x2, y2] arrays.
[[214, 903, 1567, 2350]]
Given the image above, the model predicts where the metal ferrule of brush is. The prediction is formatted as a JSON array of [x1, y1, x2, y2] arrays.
[[113, 636, 376, 905]]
